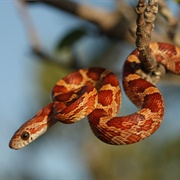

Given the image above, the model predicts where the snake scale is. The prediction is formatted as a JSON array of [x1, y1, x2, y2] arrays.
[[9, 42, 180, 150]]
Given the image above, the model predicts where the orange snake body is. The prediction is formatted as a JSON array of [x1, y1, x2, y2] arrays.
[[9, 42, 180, 149]]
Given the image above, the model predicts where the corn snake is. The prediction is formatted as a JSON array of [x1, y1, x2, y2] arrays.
[[9, 42, 180, 150]]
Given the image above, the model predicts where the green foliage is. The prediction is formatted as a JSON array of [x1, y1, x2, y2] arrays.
[[175, 0, 180, 4], [55, 28, 87, 49], [54, 27, 87, 64]]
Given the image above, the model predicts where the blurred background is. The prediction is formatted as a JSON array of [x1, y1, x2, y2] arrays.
[[1, 0, 180, 179]]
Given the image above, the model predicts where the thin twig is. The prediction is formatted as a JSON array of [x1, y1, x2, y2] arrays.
[[16, 0, 42, 51], [158, 0, 178, 41], [15, 0, 71, 67]]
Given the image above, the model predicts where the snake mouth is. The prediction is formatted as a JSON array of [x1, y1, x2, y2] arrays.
[[9, 136, 28, 150]]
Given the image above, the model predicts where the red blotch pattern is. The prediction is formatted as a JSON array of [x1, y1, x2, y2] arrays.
[[98, 90, 113, 106], [64, 71, 83, 84], [87, 68, 105, 81]]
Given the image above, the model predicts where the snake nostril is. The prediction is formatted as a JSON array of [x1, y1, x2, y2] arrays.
[[21, 131, 30, 141]]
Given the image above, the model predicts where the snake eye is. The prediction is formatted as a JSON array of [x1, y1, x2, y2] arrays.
[[21, 131, 30, 140]]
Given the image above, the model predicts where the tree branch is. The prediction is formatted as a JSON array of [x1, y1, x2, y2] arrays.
[[136, 0, 158, 72], [135, 0, 166, 84], [24, 0, 132, 40]]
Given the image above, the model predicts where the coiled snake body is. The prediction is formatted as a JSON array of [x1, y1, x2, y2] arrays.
[[9, 42, 180, 150]]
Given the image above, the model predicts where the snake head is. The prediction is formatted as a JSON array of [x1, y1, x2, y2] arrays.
[[9, 124, 36, 150], [9, 103, 57, 150]]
